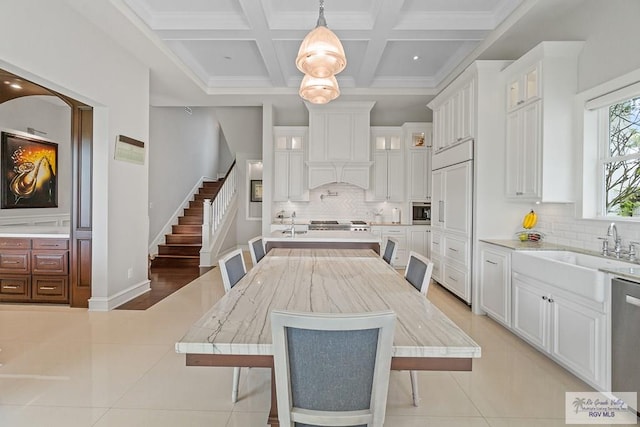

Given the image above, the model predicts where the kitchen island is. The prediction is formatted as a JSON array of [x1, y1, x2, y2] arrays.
[[264, 230, 380, 254]]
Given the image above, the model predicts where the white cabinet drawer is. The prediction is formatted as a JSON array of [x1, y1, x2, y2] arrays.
[[442, 263, 468, 299], [443, 235, 467, 264]]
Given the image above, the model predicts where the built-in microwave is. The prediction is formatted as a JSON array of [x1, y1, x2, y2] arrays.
[[412, 202, 431, 225]]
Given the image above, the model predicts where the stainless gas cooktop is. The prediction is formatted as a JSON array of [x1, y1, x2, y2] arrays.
[[308, 220, 370, 232]]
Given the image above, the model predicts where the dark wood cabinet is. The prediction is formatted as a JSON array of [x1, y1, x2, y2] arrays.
[[0, 237, 69, 304]]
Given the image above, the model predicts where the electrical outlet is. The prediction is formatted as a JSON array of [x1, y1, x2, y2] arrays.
[[127, 268, 133, 279]]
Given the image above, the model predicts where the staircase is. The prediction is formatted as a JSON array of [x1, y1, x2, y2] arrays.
[[151, 181, 222, 268]]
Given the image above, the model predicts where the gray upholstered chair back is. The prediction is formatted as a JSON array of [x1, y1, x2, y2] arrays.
[[381, 238, 397, 266], [271, 310, 396, 427], [219, 248, 247, 293], [404, 251, 434, 295], [248, 236, 266, 265]]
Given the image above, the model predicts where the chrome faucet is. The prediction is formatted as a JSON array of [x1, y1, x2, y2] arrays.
[[607, 222, 622, 257], [290, 211, 296, 237]]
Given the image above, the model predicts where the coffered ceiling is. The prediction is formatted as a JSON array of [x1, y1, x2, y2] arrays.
[[120, 0, 524, 96]]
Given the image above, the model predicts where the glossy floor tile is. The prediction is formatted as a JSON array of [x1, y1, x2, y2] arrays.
[[0, 256, 635, 426]]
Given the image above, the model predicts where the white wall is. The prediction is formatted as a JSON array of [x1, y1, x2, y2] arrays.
[[148, 107, 220, 243], [532, 1, 640, 251], [214, 107, 263, 247], [0, 0, 151, 309], [0, 96, 71, 220]]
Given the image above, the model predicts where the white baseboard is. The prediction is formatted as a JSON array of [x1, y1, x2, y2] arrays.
[[88, 279, 151, 311]]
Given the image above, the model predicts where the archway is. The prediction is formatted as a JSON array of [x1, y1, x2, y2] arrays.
[[0, 69, 92, 307]]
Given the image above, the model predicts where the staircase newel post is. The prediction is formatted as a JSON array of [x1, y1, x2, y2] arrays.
[[202, 199, 211, 249]]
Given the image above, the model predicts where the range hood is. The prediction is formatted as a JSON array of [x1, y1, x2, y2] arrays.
[[306, 101, 375, 190]]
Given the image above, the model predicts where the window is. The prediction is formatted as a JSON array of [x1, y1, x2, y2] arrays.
[[599, 95, 640, 217]]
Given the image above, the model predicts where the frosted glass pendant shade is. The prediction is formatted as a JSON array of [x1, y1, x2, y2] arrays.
[[296, 25, 346, 78], [299, 74, 340, 104]]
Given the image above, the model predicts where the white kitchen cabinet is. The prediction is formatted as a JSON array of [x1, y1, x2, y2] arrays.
[[478, 243, 512, 327], [503, 41, 583, 202], [430, 229, 442, 282], [431, 147, 473, 303], [512, 272, 606, 389], [367, 127, 404, 202], [505, 101, 541, 199], [372, 225, 409, 267], [432, 160, 472, 235], [408, 226, 431, 259], [507, 61, 540, 111], [273, 127, 308, 202], [404, 123, 433, 201], [432, 76, 475, 153], [512, 274, 549, 349]]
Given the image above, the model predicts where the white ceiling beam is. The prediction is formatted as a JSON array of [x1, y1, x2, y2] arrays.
[[237, 0, 286, 87], [357, 0, 406, 87]]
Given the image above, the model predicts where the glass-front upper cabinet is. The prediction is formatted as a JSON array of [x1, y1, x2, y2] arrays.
[[507, 62, 541, 111]]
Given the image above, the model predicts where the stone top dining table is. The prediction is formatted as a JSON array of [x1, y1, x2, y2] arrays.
[[176, 248, 481, 426]]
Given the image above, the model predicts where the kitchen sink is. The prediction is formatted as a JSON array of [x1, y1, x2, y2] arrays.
[[280, 230, 308, 236], [511, 250, 634, 303], [523, 250, 636, 269]]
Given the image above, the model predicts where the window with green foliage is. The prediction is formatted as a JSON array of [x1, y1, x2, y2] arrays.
[[602, 96, 640, 217]]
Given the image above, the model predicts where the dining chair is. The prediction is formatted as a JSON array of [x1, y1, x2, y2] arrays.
[[404, 250, 434, 295], [403, 250, 434, 406], [247, 236, 266, 265], [381, 237, 398, 266], [218, 248, 247, 403], [219, 248, 247, 293], [271, 310, 396, 427]]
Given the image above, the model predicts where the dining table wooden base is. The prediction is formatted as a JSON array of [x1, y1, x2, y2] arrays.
[[185, 353, 473, 426]]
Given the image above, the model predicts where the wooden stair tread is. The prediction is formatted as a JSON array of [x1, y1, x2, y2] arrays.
[[152, 179, 226, 269], [154, 254, 199, 259]]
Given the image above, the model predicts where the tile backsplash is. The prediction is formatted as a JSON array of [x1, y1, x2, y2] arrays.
[[534, 203, 640, 253], [272, 183, 407, 223]]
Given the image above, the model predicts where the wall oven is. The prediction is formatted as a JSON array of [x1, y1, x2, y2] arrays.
[[411, 202, 431, 225]]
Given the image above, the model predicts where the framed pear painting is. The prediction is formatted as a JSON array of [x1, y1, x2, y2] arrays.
[[1, 131, 58, 209]]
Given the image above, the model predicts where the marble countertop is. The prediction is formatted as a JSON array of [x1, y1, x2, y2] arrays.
[[0, 226, 70, 239], [481, 239, 640, 282], [480, 239, 568, 251], [176, 248, 480, 359], [271, 220, 416, 227], [266, 230, 380, 242]]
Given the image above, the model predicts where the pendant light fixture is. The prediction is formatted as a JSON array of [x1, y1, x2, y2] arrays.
[[296, 0, 346, 79], [299, 74, 340, 105]]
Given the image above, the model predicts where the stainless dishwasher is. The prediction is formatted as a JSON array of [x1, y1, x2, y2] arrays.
[[612, 277, 640, 413]]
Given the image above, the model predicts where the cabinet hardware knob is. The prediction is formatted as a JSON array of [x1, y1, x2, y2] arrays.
[[448, 248, 458, 252], [542, 296, 548, 300], [2, 285, 18, 289], [486, 260, 497, 265], [3, 261, 20, 264], [448, 276, 458, 282], [548, 298, 554, 303], [39, 286, 57, 290]]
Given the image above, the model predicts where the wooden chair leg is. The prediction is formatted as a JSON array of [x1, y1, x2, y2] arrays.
[[410, 370, 420, 406], [232, 367, 241, 403]]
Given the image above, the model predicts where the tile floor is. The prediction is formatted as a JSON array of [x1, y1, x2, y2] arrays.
[[0, 256, 635, 426]]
